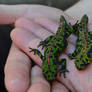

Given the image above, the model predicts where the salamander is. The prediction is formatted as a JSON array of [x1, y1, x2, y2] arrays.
[[68, 15, 92, 70], [29, 16, 73, 81]]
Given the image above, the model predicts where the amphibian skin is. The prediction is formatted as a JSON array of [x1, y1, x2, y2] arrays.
[[68, 15, 92, 70], [29, 16, 73, 81]]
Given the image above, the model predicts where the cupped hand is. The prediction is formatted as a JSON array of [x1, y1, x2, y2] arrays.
[[0, 5, 92, 92], [2, 5, 71, 92]]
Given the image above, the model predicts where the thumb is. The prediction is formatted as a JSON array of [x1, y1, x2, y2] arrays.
[[0, 5, 73, 25]]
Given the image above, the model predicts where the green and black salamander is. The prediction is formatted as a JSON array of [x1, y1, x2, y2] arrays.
[[29, 16, 73, 81], [68, 15, 92, 70]]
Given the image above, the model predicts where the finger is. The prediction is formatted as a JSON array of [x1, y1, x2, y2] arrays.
[[0, 5, 72, 25], [0, 5, 61, 24], [34, 18, 59, 34], [52, 81, 69, 92], [28, 65, 50, 92], [22, 5, 73, 22], [4, 43, 31, 92], [15, 18, 53, 40], [11, 27, 43, 67]]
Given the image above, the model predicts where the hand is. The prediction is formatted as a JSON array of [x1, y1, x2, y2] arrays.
[[1, 5, 92, 92], [3, 5, 71, 92]]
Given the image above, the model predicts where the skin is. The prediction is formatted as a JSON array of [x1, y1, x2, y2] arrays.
[[0, 4, 92, 92]]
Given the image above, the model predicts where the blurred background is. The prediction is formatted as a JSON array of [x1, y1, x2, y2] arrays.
[[0, 0, 79, 92]]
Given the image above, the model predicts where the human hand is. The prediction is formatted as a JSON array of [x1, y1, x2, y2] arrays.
[[1, 5, 92, 92], [3, 5, 71, 92]]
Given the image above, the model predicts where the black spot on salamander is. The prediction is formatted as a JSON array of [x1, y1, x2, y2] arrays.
[[48, 78, 55, 82], [57, 38, 61, 41], [56, 44, 61, 48], [47, 75, 50, 78], [54, 37, 56, 40], [45, 71, 49, 74], [50, 36, 53, 39], [77, 39, 82, 42], [89, 46, 92, 51], [41, 56, 43, 59], [80, 55, 83, 58], [55, 73, 57, 76], [54, 67, 57, 71], [85, 58, 88, 61], [87, 53, 91, 58], [81, 60, 86, 64], [75, 60, 79, 63], [60, 65, 65, 70], [53, 61, 58, 64], [54, 54, 58, 57], [50, 48, 54, 52], [80, 63, 86, 67], [51, 71, 55, 74], [49, 55, 53, 58], [53, 45, 57, 48], [87, 50, 92, 58], [86, 39, 90, 43]]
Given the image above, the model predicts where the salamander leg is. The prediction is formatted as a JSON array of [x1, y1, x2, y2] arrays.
[[37, 35, 54, 49], [29, 47, 43, 60], [68, 47, 80, 59], [58, 58, 69, 78]]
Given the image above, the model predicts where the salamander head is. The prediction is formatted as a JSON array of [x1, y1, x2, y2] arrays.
[[81, 14, 88, 24], [60, 15, 66, 24]]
